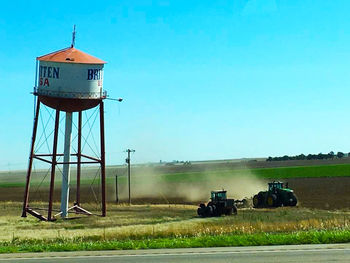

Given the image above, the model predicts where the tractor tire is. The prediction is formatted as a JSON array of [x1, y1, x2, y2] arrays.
[[253, 195, 260, 208], [208, 205, 221, 217], [225, 208, 232, 215], [284, 192, 297, 207], [213, 206, 221, 217], [267, 194, 277, 207], [197, 207, 204, 217], [197, 203, 206, 217], [254, 193, 265, 208], [208, 205, 214, 216], [289, 195, 298, 206]]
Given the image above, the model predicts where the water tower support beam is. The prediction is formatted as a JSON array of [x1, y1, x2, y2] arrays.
[[100, 101, 106, 217], [22, 99, 41, 217], [76, 111, 82, 206], [61, 112, 73, 218], [48, 110, 60, 221]]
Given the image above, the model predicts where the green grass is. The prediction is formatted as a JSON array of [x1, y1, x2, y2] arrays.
[[0, 182, 24, 188], [160, 163, 350, 183], [253, 164, 350, 178], [0, 230, 349, 253]]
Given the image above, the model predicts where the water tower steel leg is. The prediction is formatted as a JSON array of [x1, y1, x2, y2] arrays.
[[128, 150, 131, 205], [100, 101, 106, 217], [76, 111, 82, 206], [22, 99, 41, 217], [48, 110, 60, 221], [61, 112, 73, 218]]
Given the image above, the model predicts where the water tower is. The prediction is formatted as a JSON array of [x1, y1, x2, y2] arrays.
[[22, 28, 107, 221]]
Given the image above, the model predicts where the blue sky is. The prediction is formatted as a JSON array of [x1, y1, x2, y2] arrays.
[[1, 0, 350, 170]]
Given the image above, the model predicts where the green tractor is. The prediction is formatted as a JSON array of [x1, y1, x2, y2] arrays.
[[253, 181, 297, 208], [197, 190, 243, 217]]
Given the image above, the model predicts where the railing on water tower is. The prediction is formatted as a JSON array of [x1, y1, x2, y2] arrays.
[[33, 87, 107, 99]]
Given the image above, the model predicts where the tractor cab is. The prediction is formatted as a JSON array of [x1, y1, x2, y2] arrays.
[[211, 190, 227, 201], [268, 181, 284, 191]]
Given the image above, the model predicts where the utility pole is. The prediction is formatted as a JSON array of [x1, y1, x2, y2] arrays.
[[115, 174, 119, 204], [125, 149, 135, 205]]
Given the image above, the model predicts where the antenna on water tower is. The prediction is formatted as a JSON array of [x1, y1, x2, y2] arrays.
[[71, 25, 76, 48]]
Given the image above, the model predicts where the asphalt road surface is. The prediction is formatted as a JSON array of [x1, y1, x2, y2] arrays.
[[0, 244, 349, 263]]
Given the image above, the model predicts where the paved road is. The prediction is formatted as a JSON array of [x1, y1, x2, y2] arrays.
[[0, 243, 349, 263]]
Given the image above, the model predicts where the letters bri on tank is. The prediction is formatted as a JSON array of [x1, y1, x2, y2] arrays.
[[35, 47, 107, 112]]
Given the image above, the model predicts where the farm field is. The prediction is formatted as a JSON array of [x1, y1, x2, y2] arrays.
[[3, 160, 350, 188], [0, 202, 349, 253], [0, 159, 349, 252], [1, 177, 349, 210], [1, 160, 350, 209]]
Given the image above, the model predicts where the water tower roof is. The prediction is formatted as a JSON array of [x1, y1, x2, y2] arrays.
[[37, 47, 106, 64]]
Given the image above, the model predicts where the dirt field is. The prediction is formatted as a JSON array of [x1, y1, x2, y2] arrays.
[[2, 176, 349, 210], [119, 176, 350, 209], [286, 177, 350, 209]]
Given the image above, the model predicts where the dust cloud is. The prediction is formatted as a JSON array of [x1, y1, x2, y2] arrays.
[[110, 166, 266, 203]]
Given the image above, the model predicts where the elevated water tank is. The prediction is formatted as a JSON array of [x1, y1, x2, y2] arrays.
[[36, 47, 106, 112]]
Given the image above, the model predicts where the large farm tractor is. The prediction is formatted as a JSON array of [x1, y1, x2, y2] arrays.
[[197, 190, 247, 217], [253, 181, 297, 208]]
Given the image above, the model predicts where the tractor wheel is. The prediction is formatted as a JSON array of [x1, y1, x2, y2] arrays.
[[289, 194, 298, 206], [225, 207, 232, 215], [254, 193, 264, 208], [205, 206, 212, 217], [197, 203, 207, 217], [208, 205, 214, 217], [267, 194, 277, 207], [209, 205, 220, 217], [253, 195, 260, 208], [197, 207, 204, 217], [285, 192, 297, 207]]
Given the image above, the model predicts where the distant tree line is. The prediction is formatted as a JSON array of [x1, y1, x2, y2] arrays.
[[266, 151, 347, 162]]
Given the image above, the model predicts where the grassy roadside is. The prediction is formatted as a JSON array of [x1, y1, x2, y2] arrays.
[[1, 230, 349, 253], [0, 203, 349, 253]]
